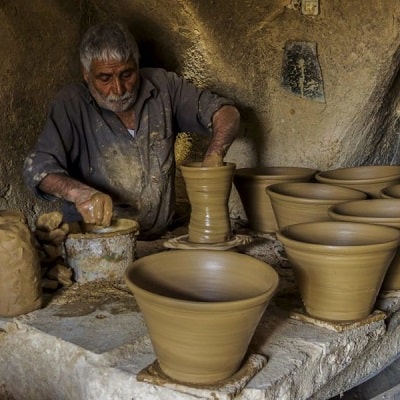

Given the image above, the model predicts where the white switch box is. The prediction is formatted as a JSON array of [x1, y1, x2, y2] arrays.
[[301, 0, 319, 16]]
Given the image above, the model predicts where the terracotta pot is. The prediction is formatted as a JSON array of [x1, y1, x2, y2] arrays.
[[315, 165, 400, 198], [180, 162, 235, 244], [328, 199, 400, 291], [380, 183, 400, 199], [233, 167, 317, 232], [277, 221, 400, 321], [266, 182, 367, 229], [124, 249, 279, 384]]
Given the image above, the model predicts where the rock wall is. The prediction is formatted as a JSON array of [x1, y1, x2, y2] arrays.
[[1, 0, 399, 223]]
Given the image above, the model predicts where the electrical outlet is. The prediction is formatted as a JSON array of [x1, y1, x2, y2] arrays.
[[301, 0, 319, 16]]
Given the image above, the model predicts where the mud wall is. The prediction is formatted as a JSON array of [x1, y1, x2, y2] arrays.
[[1, 0, 399, 223]]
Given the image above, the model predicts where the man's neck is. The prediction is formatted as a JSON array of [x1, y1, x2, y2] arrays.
[[116, 108, 136, 130]]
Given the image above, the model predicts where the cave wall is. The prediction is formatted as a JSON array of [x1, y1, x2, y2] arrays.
[[1, 0, 399, 223]]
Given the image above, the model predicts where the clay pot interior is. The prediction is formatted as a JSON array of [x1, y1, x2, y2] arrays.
[[180, 162, 235, 244], [69, 218, 140, 238], [328, 199, 400, 291], [380, 183, 400, 199], [315, 165, 400, 198], [124, 249, 279, 384], [266, 182, 367, 229], [233, 167, 317, 232], [277, 221, 400, 321]]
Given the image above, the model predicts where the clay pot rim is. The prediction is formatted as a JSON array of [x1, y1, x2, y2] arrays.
[[180, 162, 236, 171], [316, 165, 400, 184], [124, 251, 279, 311], [67, 218, 140, 239], [328, 199, 400, 223], [277, 221, 400, 253], [266, 182, 367, 203], [380, 184, 400, 198], [234, 166, 317, 180]]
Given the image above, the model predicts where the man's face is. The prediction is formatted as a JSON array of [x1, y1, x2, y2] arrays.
[[83, 58, 140, 113]]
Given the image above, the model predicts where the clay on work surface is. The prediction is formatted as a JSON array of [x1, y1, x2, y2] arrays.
[[124, 249, 279, 384], [180, 162, 235, 244]]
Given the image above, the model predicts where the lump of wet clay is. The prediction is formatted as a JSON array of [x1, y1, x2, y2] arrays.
[[0, 222, 42, 317], [36, 211, 63, 232]]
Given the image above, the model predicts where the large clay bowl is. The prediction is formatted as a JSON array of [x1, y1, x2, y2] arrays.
[[380, 183, 400, 199], [234, 167, 317, 232], [315, 165, 400, 198], [124, 250, 279, 384], [266, 182, 367, 229], [328, 199, 400, 291], [276, 221, 400, 321]]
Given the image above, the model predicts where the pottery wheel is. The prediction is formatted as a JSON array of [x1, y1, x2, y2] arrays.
[[163, 234, 253, 250]]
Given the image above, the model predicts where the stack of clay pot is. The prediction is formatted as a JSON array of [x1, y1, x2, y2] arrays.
[[269, 165, 400, 322], [234, 167, 317, 232]]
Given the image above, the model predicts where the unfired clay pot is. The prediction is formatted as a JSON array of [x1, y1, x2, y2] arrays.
[[124, 249, 279, 384], [315, 165, 400, 198], [233, 167, 317, 232], [328, 199, 400, 291], [277, 221, 400, 321], [266, 182, 367, 229], [180, 162, 235, 244], [380, 183, 400, 199]]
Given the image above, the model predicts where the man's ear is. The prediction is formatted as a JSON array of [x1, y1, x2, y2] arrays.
[[81, 65, 89, 83]]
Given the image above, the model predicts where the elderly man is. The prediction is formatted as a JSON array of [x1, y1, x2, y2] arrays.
[[23, 21, 240, 239]]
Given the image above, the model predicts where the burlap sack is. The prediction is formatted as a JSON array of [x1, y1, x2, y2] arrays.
[[0, 222, 42, 316], [0, 209, 27, 224]]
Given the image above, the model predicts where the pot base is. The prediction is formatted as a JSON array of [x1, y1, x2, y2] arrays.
[[290, 308, 387, 332], [137, 353, 267, 393]]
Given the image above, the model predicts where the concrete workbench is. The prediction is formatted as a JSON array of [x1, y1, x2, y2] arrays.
[[1, 221, 400, 400]]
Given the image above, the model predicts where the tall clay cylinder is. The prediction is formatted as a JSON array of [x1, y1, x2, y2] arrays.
[[180, 162, 235, 244]]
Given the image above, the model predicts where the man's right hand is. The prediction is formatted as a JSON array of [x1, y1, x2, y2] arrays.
[[39, 174, 113, 227], [75, 191, 113, 227]]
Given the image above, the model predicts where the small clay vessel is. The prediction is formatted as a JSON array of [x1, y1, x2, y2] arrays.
[[124, 250, 279, 384], [65, 218, 139, 282], [277, 221, 400, 321], [233, 167, 317, 232], [266, 182, 367, 229], [315, 165, 400, 198], [180, 162, 235, 244], [328, 199, 400, 291]]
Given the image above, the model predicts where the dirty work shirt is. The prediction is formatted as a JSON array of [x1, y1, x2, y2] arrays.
[[23, 68, 234, 238]]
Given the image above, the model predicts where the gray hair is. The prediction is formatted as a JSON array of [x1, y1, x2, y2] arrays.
[[79, 21, 140, 72]]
